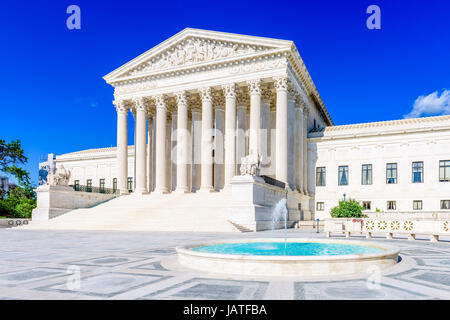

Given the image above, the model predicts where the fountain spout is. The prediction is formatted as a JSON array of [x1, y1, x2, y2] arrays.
[[271, 198, 288, 249]]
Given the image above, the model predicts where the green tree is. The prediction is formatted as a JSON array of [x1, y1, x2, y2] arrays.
[[330, 198, 366, 218], [0, 139, 36, 218]]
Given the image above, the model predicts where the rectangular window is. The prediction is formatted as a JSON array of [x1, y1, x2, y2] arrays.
[[412, 161, 424, 183], [127, 177, 133, 193], [86, 179, 92, 192], [316, 202, 325, 211], [440, 160, 450, 182], [316, 167, 326, 186], [361, 164, 373, 185], [441, 200, 450, 210], [386, 163, 397, 184], [338, 166, 349, 186], [74, 180, 80, 191], [362, 201, 371, 210], [387, 201, 396, 210], [112, 178, 117, 192], [413, 200, 423, 210], [99, 179, 105, 193]]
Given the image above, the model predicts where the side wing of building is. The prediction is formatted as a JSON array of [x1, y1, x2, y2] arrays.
[[308, 115, 450, 219]]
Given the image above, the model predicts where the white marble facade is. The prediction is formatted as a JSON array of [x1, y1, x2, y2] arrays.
[[46, 29, 450, 220], [105, 28, 327, 197]]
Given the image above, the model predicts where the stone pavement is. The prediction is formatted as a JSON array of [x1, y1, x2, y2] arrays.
[[0, 228, 450, 300]]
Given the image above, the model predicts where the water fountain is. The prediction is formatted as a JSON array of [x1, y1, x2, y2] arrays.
[[176, 165, 399, 278], [177, 238, 399, 277], [271, 198, 288, 247]]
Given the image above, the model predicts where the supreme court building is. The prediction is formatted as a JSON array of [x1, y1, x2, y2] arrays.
[[42, 29, 450, 223]]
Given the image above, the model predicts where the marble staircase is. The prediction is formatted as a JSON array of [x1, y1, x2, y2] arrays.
[[20, 190, 241, 233]]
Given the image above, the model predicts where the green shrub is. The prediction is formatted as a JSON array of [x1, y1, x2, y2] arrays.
[[14, 199, 36, 218], [0, 197, 36, 218], [0, 199, 15, 217], [330, 199, 366, 218]]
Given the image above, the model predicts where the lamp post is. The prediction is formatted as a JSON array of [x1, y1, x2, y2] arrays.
[[316, 218, 320, 233], [343, 193, 347, 203]]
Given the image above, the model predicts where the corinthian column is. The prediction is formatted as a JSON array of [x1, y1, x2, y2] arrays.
[[294, 100, 304, 192], [287, 89, 296, 189], [115, 100, 129, 195], [261, 87, 272, 169], [199, 87, 214, 192], [191, 107, 201, 192], [303, 106, 309, 195], [248, 79, 262, 156], [236, 92, 247, 169], [134, 98, 148, 194], [223, 83, 236, 187], [275, 76, 288, 184], [154, 95, 168, 194], [175, 91, 189, 193]]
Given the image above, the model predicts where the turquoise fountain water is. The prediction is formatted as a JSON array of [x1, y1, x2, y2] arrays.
[[192, 242, 383, 256]]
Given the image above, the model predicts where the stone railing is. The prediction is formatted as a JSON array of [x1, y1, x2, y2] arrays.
[[228, 175, 304, 231], [325, 217, 450, 242], [32, 185, 117, 221]]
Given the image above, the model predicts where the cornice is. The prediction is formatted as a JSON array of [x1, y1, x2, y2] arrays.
[[105, 29, 333, 126], [308, 122, 450, 143], [109, 48, 290, 86], [104, 28, 292, 82]]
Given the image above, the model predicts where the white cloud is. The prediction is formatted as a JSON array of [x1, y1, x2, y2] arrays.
[[404, 90, 450, 119]]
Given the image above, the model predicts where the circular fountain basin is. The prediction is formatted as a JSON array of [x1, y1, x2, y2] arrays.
[[176, 238, 399, 277]]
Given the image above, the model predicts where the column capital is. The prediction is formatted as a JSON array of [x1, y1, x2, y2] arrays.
[[236, 88, 248, 106], [303, 105, 310, 116], [297, 98, 306, 111], [133, 97, 146, 112], [274, 76, 289, 91], [175, 91, 188, 105], [113, 100, 128, 113], [213, 91, 225, 107], [155, 94, 166, 109], [247, 79, 262, 95], [261, 87, 273, 103], [223, 83, 237, 99], [200, 87, 212, 102], [288, 87, 297, 103]]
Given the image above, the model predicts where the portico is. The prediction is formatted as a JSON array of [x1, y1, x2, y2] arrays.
[[104, 29, 332, 199]]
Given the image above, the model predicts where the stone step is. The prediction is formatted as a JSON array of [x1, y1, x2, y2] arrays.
[[20, 191, 241, 233]]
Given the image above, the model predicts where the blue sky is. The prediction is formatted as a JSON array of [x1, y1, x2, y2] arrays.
[[1, 0, 449, 184]]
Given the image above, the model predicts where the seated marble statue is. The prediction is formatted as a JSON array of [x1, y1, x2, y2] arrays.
[[240, 151, 262, 176], [47, 165, 71, 186]]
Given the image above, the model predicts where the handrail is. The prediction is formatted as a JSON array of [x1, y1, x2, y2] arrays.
[[70, 184, 119, 195]]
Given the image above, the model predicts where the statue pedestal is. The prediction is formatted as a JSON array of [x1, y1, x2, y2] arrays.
[[32, 185, 75, 221], [228, 175, 304, 231], [32, 185, 116, 221]]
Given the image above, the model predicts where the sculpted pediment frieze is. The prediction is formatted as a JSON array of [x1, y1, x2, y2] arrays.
[[122, 37, 276, 78]]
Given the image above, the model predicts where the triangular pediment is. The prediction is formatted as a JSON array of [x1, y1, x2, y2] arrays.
[[104, 28, 293, 82]]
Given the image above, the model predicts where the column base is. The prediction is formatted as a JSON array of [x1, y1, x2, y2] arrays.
[[119, 189, 130, 195], [222, 184, 232, 191], [198, 186, 215, 193], [133, 188, 149, 195], [153, 188, 170, 195], [173, 187, 190, 194]]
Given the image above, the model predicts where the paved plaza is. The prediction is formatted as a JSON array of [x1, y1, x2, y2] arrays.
[[0, 228, 450, 300]]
